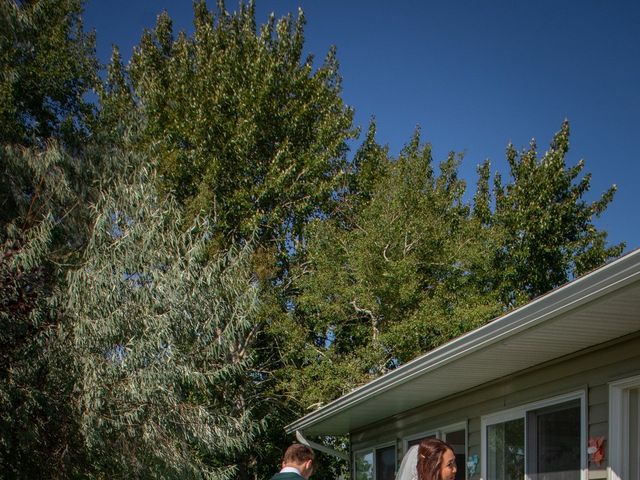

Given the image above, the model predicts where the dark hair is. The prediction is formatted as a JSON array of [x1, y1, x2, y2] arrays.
[[282, 443, 315, 465], [416, 438, 454, 480]]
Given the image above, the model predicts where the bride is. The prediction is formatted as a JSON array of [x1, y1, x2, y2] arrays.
[[395, 445, 419, 480], [395, 439, 457, 480]]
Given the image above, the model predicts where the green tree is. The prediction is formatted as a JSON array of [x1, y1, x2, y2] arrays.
[[119, 0, 355, 256], [289, 121, 623, 413], [289, 128, 500, 406], [0, 0, 97, 148], [97, 3, 356, 476], [0, 142, 90, 477], [67, 164, 261, 478], [475, 121, 624, 306], [92, 46, 137, 152], [0, 1, 100, 474]]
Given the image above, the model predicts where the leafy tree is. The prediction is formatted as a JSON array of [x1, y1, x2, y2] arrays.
[[67, 164, 261, 478], [475, 121, 624, 306], [0, 142, 90, 477], [97, 3, 356, 476], [0, 0, 97, 149], [91, 46, 138, 153], [0, 1, 99, 474], [0, 0, 99, 227], [289, 128, 500, 406], [118, 0, 355, 255], [289, 121, 623, 412]]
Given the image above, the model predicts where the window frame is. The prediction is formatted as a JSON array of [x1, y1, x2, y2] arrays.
[[609, 373, 640, 480], [442, 422, 468, 480], [353, 441, 397, 480], [353, 447, 375, 480], [401, 421, 468, 480], [480, 390, 587, 480], [403, 429, 439, 454]]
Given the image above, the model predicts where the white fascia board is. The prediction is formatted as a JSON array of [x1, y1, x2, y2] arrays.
[[286, 248, 640, 435]]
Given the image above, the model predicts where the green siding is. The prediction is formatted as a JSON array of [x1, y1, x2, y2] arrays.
[[350, 333, 640, 480]]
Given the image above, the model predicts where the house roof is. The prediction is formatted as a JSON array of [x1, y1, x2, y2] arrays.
[[286, 249, 640, 436]]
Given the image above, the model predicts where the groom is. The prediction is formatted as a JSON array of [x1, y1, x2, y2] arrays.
[[270, 443, 315, 479]]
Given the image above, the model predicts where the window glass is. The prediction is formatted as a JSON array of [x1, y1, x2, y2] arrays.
[[408, 433, 436, 448], [355, 451, 374, 480], [529, 401, 580, 479], [487, 417, 525, 480], [444, 429, 466, 480], [486, 397, 584, 480], [376, 445, 396, 480]]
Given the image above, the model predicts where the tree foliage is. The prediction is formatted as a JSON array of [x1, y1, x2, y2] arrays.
[[288, 125, 501, 405], [475, 120, 624, 306], [0, 0, 97, 148], [286, 121, 623, 412], [96, 3, 357, 476], [0, 1, 98, 475], [113, 0, 355, 256], [67, 164, 261, 478], [0, 142, 90, 477]]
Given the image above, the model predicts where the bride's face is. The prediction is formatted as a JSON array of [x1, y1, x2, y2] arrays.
[[439, 448, 457, 480]]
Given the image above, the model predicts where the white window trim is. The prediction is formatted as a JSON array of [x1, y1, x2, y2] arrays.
[[401, 422, 468, 479], [480, 390, 587, 480], [442, 421, 468, 480], [403, 429, 439, 454], [608, 373, 640, 480], [353, 441, 397, 480], [402, 422, 468, 453], [441, 421, 468, 436]]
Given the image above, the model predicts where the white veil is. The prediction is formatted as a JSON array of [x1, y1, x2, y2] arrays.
[[395, 444, 419, 480]]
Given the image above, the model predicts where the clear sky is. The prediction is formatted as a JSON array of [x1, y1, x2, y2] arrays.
[[84, 0, 640, 252]]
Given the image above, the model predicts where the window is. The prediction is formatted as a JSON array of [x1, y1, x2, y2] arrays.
[[487, 417, 525, 479], [528, 401, 581, 478], [482, 392, 586, 480], [444, 427, 468, 480], [376, 445, 396, 480], [609, 375, 640, 480], [406, 431, 437, 449], [354, 444, 396, 480], [404, 423, 467, 480], [354, 450, 374, 480]]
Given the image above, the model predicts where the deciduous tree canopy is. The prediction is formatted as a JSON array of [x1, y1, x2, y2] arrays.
[[0, 1, 626, 478], [67, 164, 261, 479]]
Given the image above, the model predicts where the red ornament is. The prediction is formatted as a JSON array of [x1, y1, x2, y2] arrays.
[[587, 436, 605, 465]]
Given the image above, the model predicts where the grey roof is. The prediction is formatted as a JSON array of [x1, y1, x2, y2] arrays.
[[287, 249, 640, 436]]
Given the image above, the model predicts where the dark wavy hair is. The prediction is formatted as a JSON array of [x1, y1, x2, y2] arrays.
[[416, 438, 454, 480]]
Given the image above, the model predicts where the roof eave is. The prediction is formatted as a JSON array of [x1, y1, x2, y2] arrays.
[[286, 248, 640, 435]]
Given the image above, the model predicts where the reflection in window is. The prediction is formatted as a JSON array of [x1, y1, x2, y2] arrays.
[[355, 451, 374, 480], [529, 400, 580, 479], [487, 417, 525, 480], [486, 399, 583, 480]]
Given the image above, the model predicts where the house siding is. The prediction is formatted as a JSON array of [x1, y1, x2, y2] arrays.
[[350, 333, 640, 480]]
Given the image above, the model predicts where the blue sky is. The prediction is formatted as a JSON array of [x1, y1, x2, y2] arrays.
[[84, 0, 640, 252]]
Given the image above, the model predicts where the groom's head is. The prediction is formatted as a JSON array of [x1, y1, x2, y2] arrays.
[[282, 443, 315, 478]]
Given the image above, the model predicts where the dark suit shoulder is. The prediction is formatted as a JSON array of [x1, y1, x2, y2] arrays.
[[270, 472, 304, 480]]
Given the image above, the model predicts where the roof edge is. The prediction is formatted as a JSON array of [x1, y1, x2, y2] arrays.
[[286, 248, 640, 434]]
